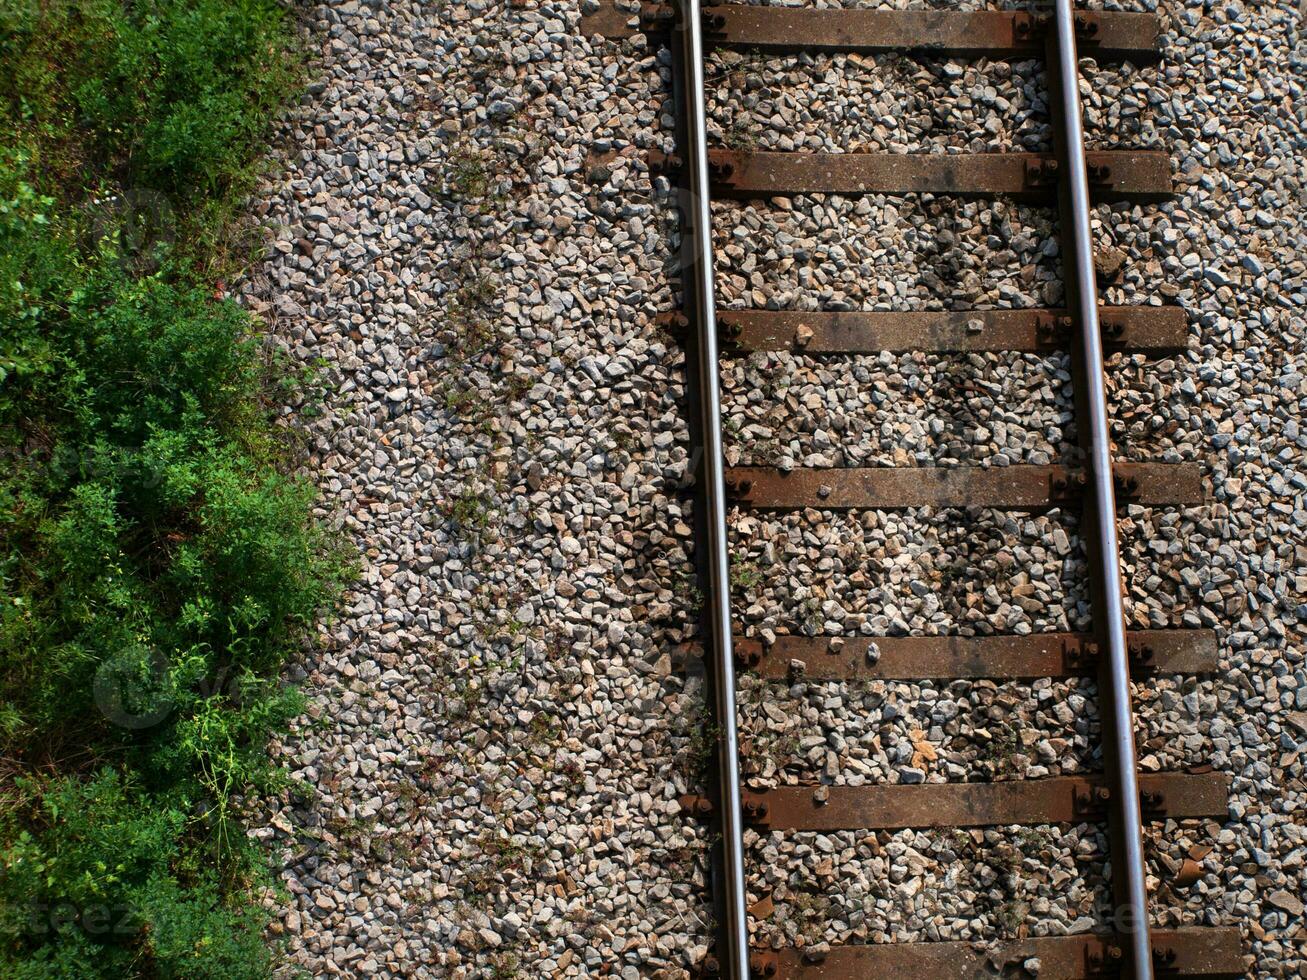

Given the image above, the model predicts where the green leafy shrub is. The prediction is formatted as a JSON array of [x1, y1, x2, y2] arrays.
[[0, 771, 276, 978], [0, 3, 343, 977], [3, 0, 297, 199]]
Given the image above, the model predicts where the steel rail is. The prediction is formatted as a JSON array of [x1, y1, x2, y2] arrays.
[[675, 1, 749, 975], [1051, 2, 1153, 977]]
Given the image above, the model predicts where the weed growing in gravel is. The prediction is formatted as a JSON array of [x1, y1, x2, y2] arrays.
[[443, 142, 514, 209], [609, 421, 637, 454], [679, 721, 722, 786], [752, 434, 783, 466], [738, 680, 800, 777], [673, 567, 705, 611], [503, 372, 532, 403], [459, 832, 542, 912], [785, 890, 835, 946], [995, 897, 1029, 938], [445, 144, 491, 201], [487, 953, 522, 979], [978, 718, 1026, 777], [478, 830, 543, 873], [724, 116, 756, 152], [1017, 825, 1054, 853], [526, 711, 562, 747], [990, 837, 1033, 938], [730, 556, 764, 593], [799, 595, 825, 635], [444, 275, 498, 360], [449, 484, 494, 535], [433, 267, 515, 427]]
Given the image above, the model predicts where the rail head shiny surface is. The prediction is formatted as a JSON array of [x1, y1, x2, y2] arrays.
[[1052, 2, 1153, 978], [675, 1, 750, 976]]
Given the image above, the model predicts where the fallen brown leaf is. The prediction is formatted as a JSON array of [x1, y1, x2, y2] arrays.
[[1173, 859, 1204, 888]]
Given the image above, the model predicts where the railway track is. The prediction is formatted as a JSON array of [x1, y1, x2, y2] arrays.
[[589, 3, 1243, 977]]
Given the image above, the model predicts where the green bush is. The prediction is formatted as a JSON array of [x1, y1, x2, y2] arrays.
[[0, 772, 273, 979], [0, 3, 343, 977], [3, 0, 297, 198]]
